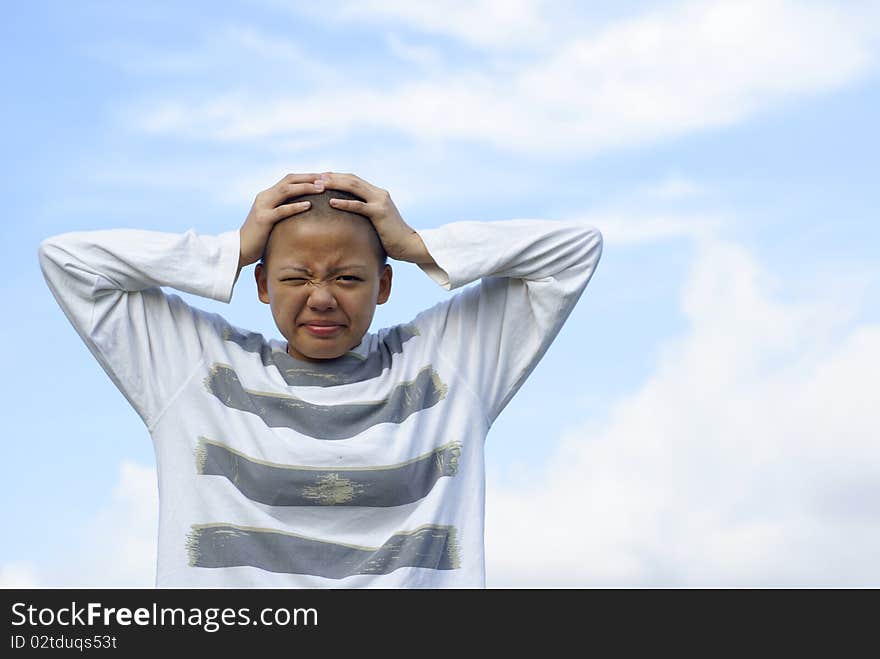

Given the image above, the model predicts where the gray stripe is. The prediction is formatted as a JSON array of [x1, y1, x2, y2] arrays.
[[186, 523, 461, 578], [222, 323, 419, 387], [196, 438, 462, 507], [204, 364, 447, 440]]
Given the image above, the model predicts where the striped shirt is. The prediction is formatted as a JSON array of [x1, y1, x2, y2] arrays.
[[38, 218, 603, 587]]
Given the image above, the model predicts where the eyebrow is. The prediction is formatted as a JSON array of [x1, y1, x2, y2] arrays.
[[277, 265, 369, 275]]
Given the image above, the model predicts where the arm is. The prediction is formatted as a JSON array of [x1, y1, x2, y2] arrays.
[[412, 218, 603, 424], [38, 173, 323, 429], [38, 227, 241, 428]]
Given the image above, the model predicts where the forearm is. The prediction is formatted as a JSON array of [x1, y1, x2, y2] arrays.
[[410, 219, 603, 423], [414, 219, 603, 291], [398, 231, 438, 267], [39, 228, 241, 305]]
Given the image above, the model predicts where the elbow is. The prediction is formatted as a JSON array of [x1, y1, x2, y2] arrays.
[[579, 225, 603, 267], [38, 235, 64, 267], [37, 236, 58, 272], [573, 225, 603, 286], [550, 223, 604, 289], [37, 234, 76, 280]]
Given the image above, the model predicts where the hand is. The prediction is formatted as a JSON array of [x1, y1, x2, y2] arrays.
[[238, 172, 324, 270], [320, 172, 435, 265]]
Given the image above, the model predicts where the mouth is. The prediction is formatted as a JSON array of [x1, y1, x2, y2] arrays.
[[301, 322, 345, 338]]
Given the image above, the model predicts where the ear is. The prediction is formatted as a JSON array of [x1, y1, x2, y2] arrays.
[[255, 262, 270, 304], [376, 264, 392, 305]]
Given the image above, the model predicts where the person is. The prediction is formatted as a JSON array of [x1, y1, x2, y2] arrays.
[[38, 171, 603, 588]]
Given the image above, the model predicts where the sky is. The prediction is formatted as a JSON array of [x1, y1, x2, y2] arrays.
[[1, 0, 878, 587]]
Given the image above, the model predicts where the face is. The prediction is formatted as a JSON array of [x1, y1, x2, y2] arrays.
[[255, 215, 392, 362]]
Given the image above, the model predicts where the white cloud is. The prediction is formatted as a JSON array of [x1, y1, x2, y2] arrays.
[[640, 174, 705, 201], [86, 23, 340, 81], [0, 562, 41, 588], [485, 233, 880, 586], [299, 0, 557, 50], [511, 0, 879, 152], [384, 32, 445, 71], [71, 136, 539, 216], [8, 461, 160, 588], [67, 460, 158, 587], [122, 0, 880, 156], [571, 210, 725, 243]]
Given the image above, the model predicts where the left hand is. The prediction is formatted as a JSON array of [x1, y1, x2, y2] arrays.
[[318, 172, 432, 264]]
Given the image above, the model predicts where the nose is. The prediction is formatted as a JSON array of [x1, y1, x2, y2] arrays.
[[306, 282, 338, 311]]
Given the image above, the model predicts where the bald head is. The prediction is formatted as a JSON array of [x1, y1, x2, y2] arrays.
[[260, 189, 387, 271]]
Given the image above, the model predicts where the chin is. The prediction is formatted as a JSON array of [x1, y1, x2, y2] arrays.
[[309, 348, 347, 360], [286, 328, 367, 362], [292, 341, 348, 362]]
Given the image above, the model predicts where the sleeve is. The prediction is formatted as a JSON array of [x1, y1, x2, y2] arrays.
[[412, 219, 603, 425], [37, 228, 242, 430]]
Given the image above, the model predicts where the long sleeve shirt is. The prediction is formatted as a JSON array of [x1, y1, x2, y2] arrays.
[[38, 218, 603, 588]]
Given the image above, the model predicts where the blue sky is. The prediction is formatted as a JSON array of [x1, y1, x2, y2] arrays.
[[2, 0, 879, 587]]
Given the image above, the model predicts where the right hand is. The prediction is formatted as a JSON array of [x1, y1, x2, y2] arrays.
[[238, 172, 324, 270]]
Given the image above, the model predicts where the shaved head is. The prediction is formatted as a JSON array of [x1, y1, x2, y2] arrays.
[[253, 188, 394, 363], [260, 189, 387, 271]]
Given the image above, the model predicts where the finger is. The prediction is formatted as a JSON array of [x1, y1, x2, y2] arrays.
[[269, 181, 324, 207], [321, 172, 376, 198], [328, 197, 369, 213], [277, 172, 321, 185], [270, 200, 311, 221]]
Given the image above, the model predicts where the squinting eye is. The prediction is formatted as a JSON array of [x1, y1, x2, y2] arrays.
[[338, 276, 362, 282], [281, 277, 307, 283]]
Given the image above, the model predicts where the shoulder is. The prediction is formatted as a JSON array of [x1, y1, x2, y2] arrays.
[[159, 291, 260, 347], [376, 321, 421, 353]]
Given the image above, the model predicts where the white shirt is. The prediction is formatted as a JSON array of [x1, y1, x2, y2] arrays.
[[39, 218, 603, 588]]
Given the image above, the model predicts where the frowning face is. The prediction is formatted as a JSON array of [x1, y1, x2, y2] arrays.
[[255, 215, 392, 362]]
